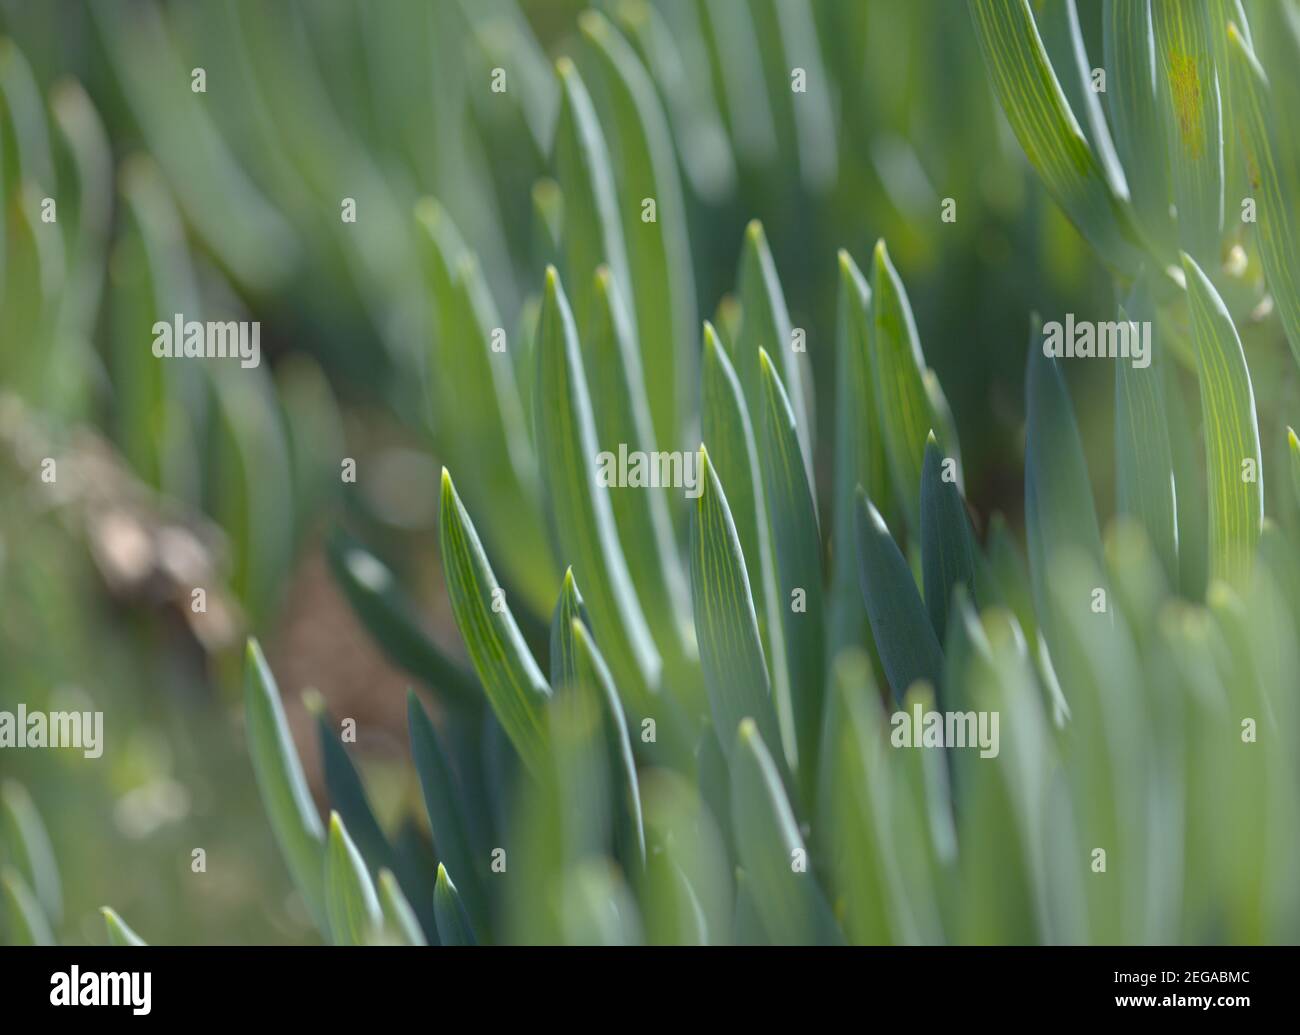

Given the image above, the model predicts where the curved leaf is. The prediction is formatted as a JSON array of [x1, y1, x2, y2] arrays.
[[324, 811, 381, 947], [438, 469, 551, 776], [1226, 23, 1300, 367], [532, 265, 662, 705], [1, 866, 52, 945], [757, 348, 824, 785], [689, 446, 784, 768], [1114, 289, 1179, 583], [0, 780, 60, 926], [967, 0, 1143, 274], [244, 638, 326, 930], [580, 10, 696, 447], [1181, 252, 1263, 585], [871, 239, 939, 537], [1152, 0, 1224, 263]]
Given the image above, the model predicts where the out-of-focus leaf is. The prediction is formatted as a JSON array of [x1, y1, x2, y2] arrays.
[[1152, 0, 1224, 264], [433, 863, 477, 946], [580, 10, 696, 448], [101, 906, 147, 947], [0, 780, 61, 926], [244, 638, 326, 930], [1103, 0, 1175, 254], [327, 531, 480, 710], [696, 0, 778, 164], [533, 265, 664, 710], [415, 199, 556, 614], [855, 491, 944, 703], [730, 720, 842, 945], [1024, 328, 1104, 663], [324, 811, 382, 947], [90, 1, 298, 287], [986, 513, 1038, 645], [553, 57, 630, 344], [1114, 288, 1179, 584], [1226, 23, 1300, 366], [1181, 253, 1263, 585], [967, 0, 1144, 274], [438, 469, 552, 775], [587, 268, 695, 682], [1, 866, 52, 945], [614, 0, 736, 203], [1289, 427, 1300, 510], [377, 869, 426, 946]]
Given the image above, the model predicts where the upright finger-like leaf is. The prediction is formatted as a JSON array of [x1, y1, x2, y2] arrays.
[[920, 432, 979, 644], [101, 907, 147, 947], [1226, 24, 1300, 367], [871, 240, 940, 538], [587, 268, 694, 673], [533, 266, 663, 705], [1181, 253, 1263, 585], [829, 251, 882, 657], [554, 57, 630, 346], [1152, 0, 1224, 264], [324, 811, 382, 947], [1114, 289, 1179, 584], [730, 720, 842, 945], [580, 11, 696, 447], [967, 0, 1144, 274], [244, 638, 326, 929], [439, 469, 552, 776], [415, 200, 556, 614], [326, 531, 481, 710], [1104, 0, 1175, 253], [377, 869, 427, 946], [571, 617, 646, 871], [0, 781, 61, 926], [855, 491, 945, 704], [407, 692, 488, 933], [434, 863, 478, 946], [757, 348, 824, 785], [689, 446, 785, 769], [735, 221, 813, 479], [701, 324, 791, 741], [1024, 328, 1104, 660]]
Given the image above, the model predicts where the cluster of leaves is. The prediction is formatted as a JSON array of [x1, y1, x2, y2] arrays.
[[235, 1, 1300, 945]]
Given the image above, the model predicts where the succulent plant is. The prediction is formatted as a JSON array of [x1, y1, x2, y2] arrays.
[[2, 1, 1299, 948]]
